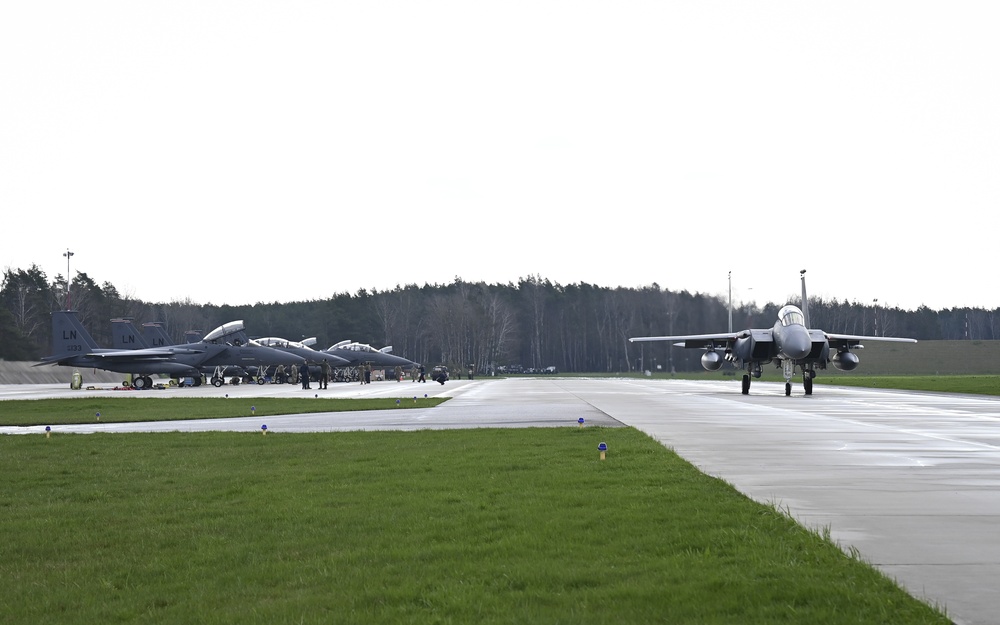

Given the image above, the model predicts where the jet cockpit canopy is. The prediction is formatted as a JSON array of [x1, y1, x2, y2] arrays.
[[777, 306, 806, 328], [337, 342, 378, 353], [203, 320, 247, 344], [253, 337, 308, 349]]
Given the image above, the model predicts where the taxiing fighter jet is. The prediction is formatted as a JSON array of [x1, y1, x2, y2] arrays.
[[629, 271, 917, 396], [40, 311, 305, 389]]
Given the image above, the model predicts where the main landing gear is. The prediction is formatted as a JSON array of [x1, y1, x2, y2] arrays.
[[129, 375, 155, 389], [741, 365, 762, 395], [803, 369, 815, 396], [743, 363, 815, 396]]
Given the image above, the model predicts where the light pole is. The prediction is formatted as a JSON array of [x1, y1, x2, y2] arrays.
[[666, 309, 675, 374], [728, 271, 733, 333], [873, 298, 878, 337], [63, 248, 74, 310]]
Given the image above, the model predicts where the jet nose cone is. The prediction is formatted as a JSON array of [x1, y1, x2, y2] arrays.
[[783, 327, 812, 360]]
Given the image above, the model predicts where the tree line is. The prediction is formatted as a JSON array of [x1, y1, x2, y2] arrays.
[[3, 264, 998, 373]]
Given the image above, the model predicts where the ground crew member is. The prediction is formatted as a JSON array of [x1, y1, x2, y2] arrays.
[[320, 360, 330, 389]]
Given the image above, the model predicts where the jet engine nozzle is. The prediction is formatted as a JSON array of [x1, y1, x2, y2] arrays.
[[833, 350, 860, 371], [701, 350, 725, 371]]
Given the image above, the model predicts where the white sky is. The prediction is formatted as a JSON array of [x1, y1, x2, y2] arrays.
[[2, 2, 997, 311]]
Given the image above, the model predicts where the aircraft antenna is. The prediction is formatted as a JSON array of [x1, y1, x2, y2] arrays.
[[800, 269, 810, 327], [728, 271, 733, 333]]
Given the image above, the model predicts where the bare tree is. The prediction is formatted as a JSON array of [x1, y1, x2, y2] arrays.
[[479, 289, 515, 373]]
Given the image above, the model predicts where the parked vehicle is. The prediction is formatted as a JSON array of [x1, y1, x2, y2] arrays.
[[431, 365, 449, 384]]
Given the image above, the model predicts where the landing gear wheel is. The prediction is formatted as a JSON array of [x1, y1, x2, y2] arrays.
[[133, 376, 147, 390], [257, 377, 266, 385], [741, 374, 750, 395], [803, 375, 813, 396], [785, 382, 792, 396], [212, 377, 223, 388]]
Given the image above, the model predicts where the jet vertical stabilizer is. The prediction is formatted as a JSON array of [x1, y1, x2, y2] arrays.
[[49, 310, 102, 357], [111, 318, 147, 350], [142, 322, 173, 348]]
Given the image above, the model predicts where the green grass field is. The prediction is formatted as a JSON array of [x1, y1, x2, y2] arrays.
[[0, 396, 447, 427], [817, 375, 1000, 394], [0, 428, 951, 624]]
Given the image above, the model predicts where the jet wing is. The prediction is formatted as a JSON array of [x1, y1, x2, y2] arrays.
[[70, 346, 206, 363], [629, 332, 749, 348], [37, 345, 207, 365], [824, 333, 918, 349]]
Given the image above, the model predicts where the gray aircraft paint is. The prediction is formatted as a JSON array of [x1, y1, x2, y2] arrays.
[[40, 311, 305, 388], [629, 271, 917, 396], [321, 339, 416, 369]]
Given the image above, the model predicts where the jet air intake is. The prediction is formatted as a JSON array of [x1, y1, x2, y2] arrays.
[[701, 350, 725, 371]]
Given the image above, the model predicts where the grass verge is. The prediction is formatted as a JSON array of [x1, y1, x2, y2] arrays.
[[0, 396, 448, 427], [0, 428, 949, 624], [607, 372, 1000, 397], [815, 374, 1000, 395]]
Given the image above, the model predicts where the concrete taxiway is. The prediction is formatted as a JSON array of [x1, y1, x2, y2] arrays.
[[4, 376, 999, 624]]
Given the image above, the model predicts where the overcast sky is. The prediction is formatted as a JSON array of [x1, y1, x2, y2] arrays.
[[3, 1, 997, 313]]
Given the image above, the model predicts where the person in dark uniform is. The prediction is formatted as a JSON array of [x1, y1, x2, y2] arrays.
[[300, 362, 311, 389]]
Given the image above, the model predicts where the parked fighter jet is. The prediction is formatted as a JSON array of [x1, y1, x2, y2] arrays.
[[321, 339, 416, 369], [244, 337, 350, 385], [110, 317, 262, 386], [40, 311, 305, 389], [251, 338, 351, 367], [629, 271, 917, 396]]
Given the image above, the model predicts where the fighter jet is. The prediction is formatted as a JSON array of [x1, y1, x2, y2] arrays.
[[40, 311, 305, 389], [251, 338, 351, 367], [109, 317, 261, 386], [629, 271, 917, 396], [321, 340, 416, 369]]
